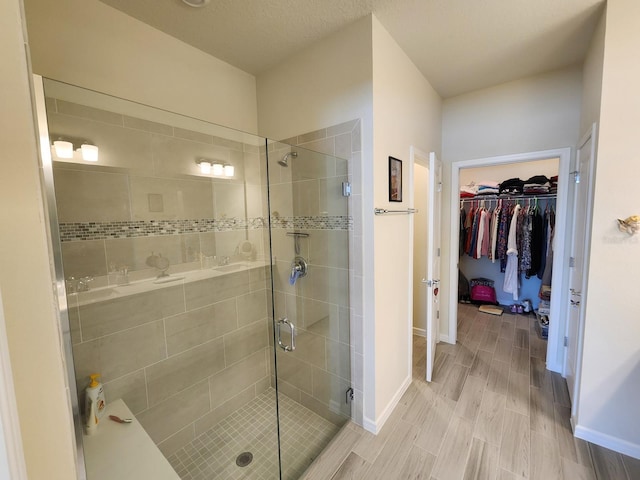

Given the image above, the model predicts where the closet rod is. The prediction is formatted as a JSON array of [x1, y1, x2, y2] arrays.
[[459, 193, 557, 203], [374, 207, 418, 215]]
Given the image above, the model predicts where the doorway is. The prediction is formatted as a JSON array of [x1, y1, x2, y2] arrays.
[[448, 148, 573, 374]]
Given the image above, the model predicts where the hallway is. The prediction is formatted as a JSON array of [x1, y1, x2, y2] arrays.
[[302, 304, 639, 479]]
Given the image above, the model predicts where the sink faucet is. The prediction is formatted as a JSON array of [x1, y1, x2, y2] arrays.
[[77, 276, 94, 292], [219, 256, 230, 266]]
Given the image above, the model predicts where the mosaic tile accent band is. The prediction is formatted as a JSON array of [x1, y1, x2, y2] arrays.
[[59, 216, 352, 242]]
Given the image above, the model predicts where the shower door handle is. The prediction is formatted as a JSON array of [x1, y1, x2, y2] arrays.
[[276, 318, 296, 352]]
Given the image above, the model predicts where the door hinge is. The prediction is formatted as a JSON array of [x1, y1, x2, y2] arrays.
[[570, 171, 581, 184], [342, 181, 352, 197], [437, 248, 441, 257], [569, 257, 575, 267], [564, 336, 568, 347], [437, 311, 440, 319], [346, 387, 354, 404]]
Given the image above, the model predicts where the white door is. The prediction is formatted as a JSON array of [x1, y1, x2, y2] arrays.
[[425, 152, 442, 382], [565, 124, 596, 406]]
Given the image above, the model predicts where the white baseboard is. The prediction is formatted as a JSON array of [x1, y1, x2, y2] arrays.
[[413, 327, 426, 337], [362, 375, 412, 434], [439, 334, 452, 344], [574, 424, 640, 459]]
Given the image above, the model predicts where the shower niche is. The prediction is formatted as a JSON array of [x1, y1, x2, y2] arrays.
[[36, 77, 354, 480]]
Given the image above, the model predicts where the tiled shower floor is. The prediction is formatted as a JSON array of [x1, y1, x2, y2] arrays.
[[166, 389, 341, 480]]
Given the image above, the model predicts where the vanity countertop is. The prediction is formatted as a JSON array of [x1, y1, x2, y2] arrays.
[[82, 399, 179, 480]]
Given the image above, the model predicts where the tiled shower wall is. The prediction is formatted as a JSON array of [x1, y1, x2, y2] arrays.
[[267, 120, 364, 426], [46, 97, 274, 456], [46, 95, 360, 461]]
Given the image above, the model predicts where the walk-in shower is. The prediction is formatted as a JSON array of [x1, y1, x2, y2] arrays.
[[36, 77, 354, 480]]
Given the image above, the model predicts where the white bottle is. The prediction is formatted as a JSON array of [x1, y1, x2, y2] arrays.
[[85, 373, 106, 420], [84, 398, 98, 436]]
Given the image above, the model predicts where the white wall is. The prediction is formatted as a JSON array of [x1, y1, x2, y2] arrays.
[[580, 11, 606, 138], [24, 0, 258, 134], [413, 164, 429, 331], [576, 0, 640, 456], [441, 67, 583, 340], [371, 16, 442, 423], [0, 1, 77, 478]]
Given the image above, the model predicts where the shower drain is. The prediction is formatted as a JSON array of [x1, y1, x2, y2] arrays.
[[235, 452, 253, 467]]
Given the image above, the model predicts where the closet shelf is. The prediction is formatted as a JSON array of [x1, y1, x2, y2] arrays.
[[459, 193, 557, 203]]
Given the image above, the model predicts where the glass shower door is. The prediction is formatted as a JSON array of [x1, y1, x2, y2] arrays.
[[266, 141, 353, 479]]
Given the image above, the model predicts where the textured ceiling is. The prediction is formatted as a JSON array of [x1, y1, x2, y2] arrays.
[[98, 0, 605, 98]]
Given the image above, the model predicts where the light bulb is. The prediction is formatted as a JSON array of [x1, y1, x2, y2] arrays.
[[212, 163, 224, 176], [224, 164, 235, 177], [199, 161, 212, 174], [81, 144, 99, 162], [53, 140, 73, 159]]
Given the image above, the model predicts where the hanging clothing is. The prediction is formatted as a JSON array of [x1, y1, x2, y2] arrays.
[[497, 206, 510, 272], [490, 205, 500, 262], [476, 208, 487, 259], [520, 207, 533, 273], [503, 204, 521, 300], [527, 209, 543, 278], [481, 208, 491, 257]]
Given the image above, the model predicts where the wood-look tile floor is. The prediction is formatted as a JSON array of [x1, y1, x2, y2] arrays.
[[302, 304, 640, 480]]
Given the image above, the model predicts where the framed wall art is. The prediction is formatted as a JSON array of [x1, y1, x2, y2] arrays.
[[389, 156, 402, 202]]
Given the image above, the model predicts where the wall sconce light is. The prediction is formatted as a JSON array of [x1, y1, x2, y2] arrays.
[[212, 163, 224, 176], [196, 159, 234, 178], [53, 140, 74, 159], [80, 144, 99, 162], [196, 159, 212, 174], [52, 138, 99, 162]]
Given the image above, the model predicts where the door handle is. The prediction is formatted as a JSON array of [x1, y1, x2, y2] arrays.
[[570, 288, 582, 297], [276, 318, 296, 352], [421, 279, 440, 287], [571, 299, 581, 308]]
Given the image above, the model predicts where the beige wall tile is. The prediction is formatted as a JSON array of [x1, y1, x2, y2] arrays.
[[335, 133, 351, 161], [326, 339, 351, 381], [213, 182, 246, 219], [308, 230, 349, 269], [165, 298, 237, 355], [99, 320, 167, 382], [194, 385, 257, 435], [157, 424, 195, 458], [67, 301, 82, 345], [288, 329, 326, 369], [292, 180, 320, 216], [61, 239, 108, 279], [53, 168, 131, 222], [56, 100, 123, 125], [312, 367, 351, 417], [303, 298, 340, 339], [326, 120, 358, 138], [301, 265, 349, 307], [268, 182, 294, 217], [129, 176, 213, 220], [103, 369, 148, 414], [300, 391, 350, 426], [198, 232, 217, 257], [298, 128, 326, 144], [146, 337, 225, 406], [213, 230, 247, 259], [173, 127, 212, 144], [275, 350, 313, 394], [72, 340, 101, 395], [138, 380, 210, 444], [79, 285, 184, 340], [123, 115, 173, 136], [104, 235, 186, 273], [185, 270, 250, 310], [223, 319, 269, 365], [291, 147, 336, 181], [270, 260, 299, 297], [209, 350, 267, 405], [275, 379, 301, 403], [236, 290, 267, 328], [152, 134, 231, 178]]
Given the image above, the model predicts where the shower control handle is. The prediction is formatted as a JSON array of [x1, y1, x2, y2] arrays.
[[277, 318, 296, 352]]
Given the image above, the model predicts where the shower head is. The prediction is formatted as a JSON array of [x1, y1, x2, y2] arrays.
[[278, 151, 297, 167]]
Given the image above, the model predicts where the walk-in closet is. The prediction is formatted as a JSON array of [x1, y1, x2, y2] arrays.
[[457, 158, 560, 352]]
